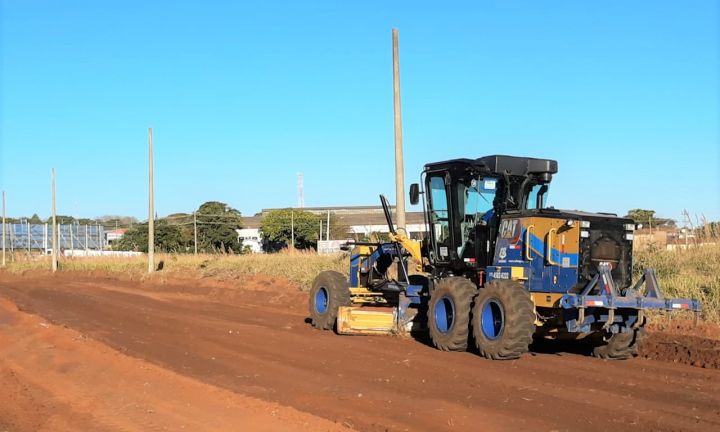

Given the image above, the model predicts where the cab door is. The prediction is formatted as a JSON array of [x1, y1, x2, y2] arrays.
[[427, 173, 452, 263]]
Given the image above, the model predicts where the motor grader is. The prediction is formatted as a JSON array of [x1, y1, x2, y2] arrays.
[[308, 155, 700, 359]]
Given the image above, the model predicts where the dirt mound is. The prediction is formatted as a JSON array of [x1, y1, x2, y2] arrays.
[[639, 318, 720, 369]]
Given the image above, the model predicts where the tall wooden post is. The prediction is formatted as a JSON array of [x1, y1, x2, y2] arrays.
[[51, 169, 58, 272], [326, 210, 330, 241], [148, 128, 155, 273], [291, 210, 295, 252], [392, 28, 406, 230], [2, 191, 5, 267], [193, 211, 198, 255]]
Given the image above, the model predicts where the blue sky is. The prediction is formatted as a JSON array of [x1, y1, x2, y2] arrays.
[[1, 1, 718, 223]]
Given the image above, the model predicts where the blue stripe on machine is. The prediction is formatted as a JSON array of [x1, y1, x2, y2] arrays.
[[527, 232, 578, 266]]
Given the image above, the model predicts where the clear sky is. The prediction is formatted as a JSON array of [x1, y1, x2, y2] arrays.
[[1, 1, 718, 224]]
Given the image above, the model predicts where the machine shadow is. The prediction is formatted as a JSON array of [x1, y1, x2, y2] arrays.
[[408, 328, 595, 358]]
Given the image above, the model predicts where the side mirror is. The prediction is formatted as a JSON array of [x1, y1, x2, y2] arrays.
[[409, 183, 420, 205]]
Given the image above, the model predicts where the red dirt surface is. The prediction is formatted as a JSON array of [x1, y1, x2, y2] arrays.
[[0, 298, 347, 431], [641, 319, 720, 369], [1, 271, 719, 432]]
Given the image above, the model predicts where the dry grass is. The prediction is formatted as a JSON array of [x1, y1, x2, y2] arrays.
[[3, 243, 719, 323], [2, 250, 348, 289], [634, 243, 720, 323]]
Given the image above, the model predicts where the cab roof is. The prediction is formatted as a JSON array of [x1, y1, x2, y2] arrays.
[[424, 155, 558, 178]]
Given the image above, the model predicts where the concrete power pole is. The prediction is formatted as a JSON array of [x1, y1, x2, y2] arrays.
[[291, 210, 295, 252], [148, 128, 155, 273], [392, 28, 406, 230], [2, 191, 5, 267], [193, 211, 198, 255], [51, 169, 58, 272]]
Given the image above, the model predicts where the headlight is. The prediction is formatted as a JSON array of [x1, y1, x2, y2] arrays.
[[624, 224, 635, 231], [580, 221, 591, 228]]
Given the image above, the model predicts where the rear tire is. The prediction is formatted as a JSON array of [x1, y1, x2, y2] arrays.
[[428, 277, 476, 351], [309, 271, 351, 331], [591, 327, 644, 360], [471, 280, 535, 360]]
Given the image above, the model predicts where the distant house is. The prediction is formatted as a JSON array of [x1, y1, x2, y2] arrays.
[[236, 228, 263, 253], [105, 229, 127, 246]]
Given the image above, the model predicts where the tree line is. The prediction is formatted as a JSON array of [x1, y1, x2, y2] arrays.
[[115, 204, 349, 254]]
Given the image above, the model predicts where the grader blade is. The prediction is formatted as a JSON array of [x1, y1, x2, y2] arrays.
[[336, 306, 396, 335]]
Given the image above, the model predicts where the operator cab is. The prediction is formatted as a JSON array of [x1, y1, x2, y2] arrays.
[[410, 155, 558, 278]]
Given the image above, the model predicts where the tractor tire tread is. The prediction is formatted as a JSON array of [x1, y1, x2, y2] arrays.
[[472, 280, 535, 360], [428, 277, 477, 352], [592, 327, 644, 360], [309, 270, 351, 331]]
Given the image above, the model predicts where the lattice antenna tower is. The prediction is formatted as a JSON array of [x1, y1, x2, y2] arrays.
[[297, 173, 304, 208]]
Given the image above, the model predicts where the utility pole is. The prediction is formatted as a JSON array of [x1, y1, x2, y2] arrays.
[[291, 210, 295, 252], [2, 191, 5, 267], [193, 211, 198, 255], [392, 28, 406, 231], [51, 169, 58, 272], [27, 220, 30, 254], [326, 210, 330, 241], [148, 128, 155, 273]]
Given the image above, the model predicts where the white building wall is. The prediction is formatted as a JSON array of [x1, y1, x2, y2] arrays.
[[236, 228, 264, 253]]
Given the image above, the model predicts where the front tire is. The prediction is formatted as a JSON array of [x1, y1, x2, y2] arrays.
[[471, 280, 535, 360], [428, 277, 476, 351], [309, 271, 350, 331], [591, 327, 644, 359]]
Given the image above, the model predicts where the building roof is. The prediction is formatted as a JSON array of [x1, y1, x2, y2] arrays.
[[244, 206, 425, 229]]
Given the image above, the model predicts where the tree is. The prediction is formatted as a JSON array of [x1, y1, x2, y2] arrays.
[[625, 209, 675, 228], [50, 215, 76, 225], [115, 221, 185, 252], [97, 215, 139, 228], [322, 212, 350, 240], [28, 214, 43, 224], [261, 209, 320, 250], [195, 201, 244, 253], [625, 209, 655, 225]]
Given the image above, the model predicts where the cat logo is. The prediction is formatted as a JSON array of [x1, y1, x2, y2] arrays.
[[499, 219, 520, 240]]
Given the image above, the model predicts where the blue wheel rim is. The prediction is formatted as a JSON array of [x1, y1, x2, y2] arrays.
[[315, 287, 329, 314], [434, 296, 455, 334], [481, 299, 504, 340]]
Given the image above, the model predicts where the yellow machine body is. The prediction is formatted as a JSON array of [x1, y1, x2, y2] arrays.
[[336, 306, 396, 335]]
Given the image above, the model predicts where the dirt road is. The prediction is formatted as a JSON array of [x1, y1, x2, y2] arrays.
[[1, 272, 718, 432]]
